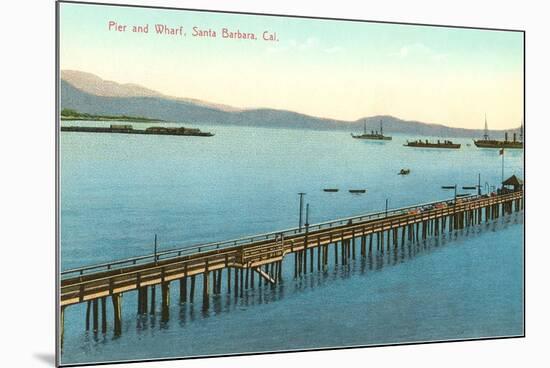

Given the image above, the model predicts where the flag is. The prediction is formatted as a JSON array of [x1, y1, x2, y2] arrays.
[[499, 148, 504, 156]]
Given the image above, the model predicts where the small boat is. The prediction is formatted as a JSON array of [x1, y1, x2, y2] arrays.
[[323, 188, 339, 192], [398, 169, 411, 175], [349, 189, 366, 194]]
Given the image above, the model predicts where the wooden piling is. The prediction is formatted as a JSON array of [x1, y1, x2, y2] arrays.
[[60, 306, 65, 345], [161, 281, 170, 319], [369, 234, 373, 254], [190, 275, 196, 303], [179, 277, 186, 304], [92, 299, 99, 332], [303, 244, 307, 273], [310, 246, 314, 273], [143, 286, 148, 314], [239, 267, 244, 297], [227, 267, 231, 293], [317, 238, 322, 271], [150, 285, 156, 314], [137, 286, 148, 314], [85, 300, 91, 330], [112, 293, 122, 336], [234, 268, 239, 296], [101, 297, 107, 333], [203, 271, 210, 307], [213, 269, 218, 293]]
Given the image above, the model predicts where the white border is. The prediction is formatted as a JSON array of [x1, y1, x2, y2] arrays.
[[2, 0, 549, 367]]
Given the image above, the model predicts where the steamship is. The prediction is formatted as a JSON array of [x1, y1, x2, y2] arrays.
[[473, 116, 523, 149], [404, 139, 461, 149], [351, 120, 392, 140]]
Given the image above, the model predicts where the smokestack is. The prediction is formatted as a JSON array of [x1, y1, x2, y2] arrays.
[[513, 133, 517, 142], [505, 132, 508, 141]]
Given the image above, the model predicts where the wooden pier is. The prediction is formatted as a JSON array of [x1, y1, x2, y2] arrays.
[[59, 190, 523, 338]]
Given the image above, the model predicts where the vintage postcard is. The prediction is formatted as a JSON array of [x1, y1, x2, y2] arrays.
[[57, 1, 524, 366]]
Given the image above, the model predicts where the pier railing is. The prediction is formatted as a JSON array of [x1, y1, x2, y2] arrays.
[[60, 194, 479, 279]]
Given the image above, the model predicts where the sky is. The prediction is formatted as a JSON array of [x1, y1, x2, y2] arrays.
[[59, 2, 524, 129]]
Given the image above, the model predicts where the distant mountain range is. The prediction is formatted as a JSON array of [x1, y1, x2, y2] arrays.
[[60, 70, 521, 138]]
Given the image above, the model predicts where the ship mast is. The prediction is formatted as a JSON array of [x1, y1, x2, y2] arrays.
[[520, 119, 523, 141], [483, 114, 489, 140], [380, 120, 383, 136]]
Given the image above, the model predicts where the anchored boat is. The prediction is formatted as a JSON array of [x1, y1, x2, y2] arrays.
[[351, 120, 392, 140], [61, 124, 215, 137], [473, 116, 523, 149], [404, 139, 460, 149]]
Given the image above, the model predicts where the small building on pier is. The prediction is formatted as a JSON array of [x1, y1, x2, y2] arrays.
[[502, 175, 524, 192]]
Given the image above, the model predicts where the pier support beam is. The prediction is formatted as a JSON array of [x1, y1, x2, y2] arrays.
[[320, 239, 322, 271], [217, 269, 222, 293], [369, 234, 373, 254], [310, 246, 314, 273], [92, 299, 99, 332], [234, 268, 239, 296], [111, 293, 122, 336], [161, 282, 170, 320], [60, 306, 65, 346], [203, 271, 210, 308], [137, 286, 148, 315], [150, 285, 156, 314], [227, 267, 231, 293], [190, 275, 196, 303], [101, 297, 107, 333], [85, 300, 91, 330], [254, 267, 276, 284], [179, 277, 187, 304], [240, 267, 244, 297]]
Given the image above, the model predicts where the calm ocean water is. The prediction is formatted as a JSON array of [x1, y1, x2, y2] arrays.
[[60, 122, 524, 365]]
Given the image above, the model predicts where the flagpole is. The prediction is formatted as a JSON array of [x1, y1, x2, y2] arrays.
[[501, 148, 504, 187]]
